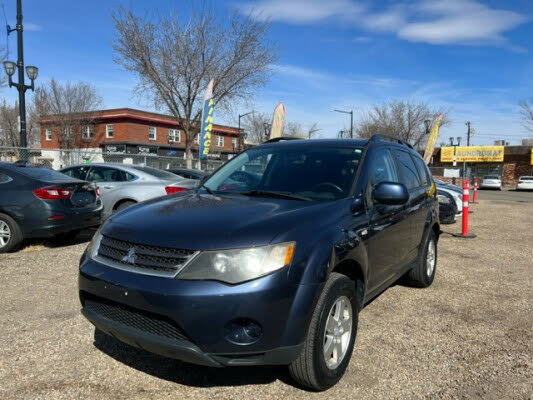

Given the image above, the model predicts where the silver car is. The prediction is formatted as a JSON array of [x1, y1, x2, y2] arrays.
[[61, 163, 197, 218], [480, 175, 502, 190]]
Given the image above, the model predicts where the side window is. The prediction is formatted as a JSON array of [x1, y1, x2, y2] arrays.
[[367, 148, 398, 187], [412, 155, 431, 187], [62, 166, 90, 180], [391, 149, 421, 190], [87, 167, 133, 182]]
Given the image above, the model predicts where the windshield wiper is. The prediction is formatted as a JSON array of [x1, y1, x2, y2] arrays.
[[236, 190, 312, 201]]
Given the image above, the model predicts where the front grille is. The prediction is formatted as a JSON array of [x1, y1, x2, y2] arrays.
[[96, 235, 197, 277], [84, 296, 188, 341]]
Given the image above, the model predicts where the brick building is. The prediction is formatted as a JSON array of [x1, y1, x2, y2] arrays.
[[39, 108, 243, 163]]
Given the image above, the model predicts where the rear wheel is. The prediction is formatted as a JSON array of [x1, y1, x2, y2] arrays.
[[405, 230, 437, 288], [0, 213, 22, 253], [289, 272, 358, 391], [114, 200, 136, 213]]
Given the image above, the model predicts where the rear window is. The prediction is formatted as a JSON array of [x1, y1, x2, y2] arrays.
[[132, 166, 178, 180], [14, 166, 72, 181], [519, 177, 533, 180], [484, 175, 499, 179]]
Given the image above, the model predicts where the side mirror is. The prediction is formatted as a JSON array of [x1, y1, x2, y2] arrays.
[[373, 182, 409, 205]]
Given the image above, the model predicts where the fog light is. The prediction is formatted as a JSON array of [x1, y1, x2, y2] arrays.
[[224, 318, 262, 345]]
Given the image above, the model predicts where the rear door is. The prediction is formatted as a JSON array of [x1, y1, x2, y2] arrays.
[[86, 166, 135, 214]]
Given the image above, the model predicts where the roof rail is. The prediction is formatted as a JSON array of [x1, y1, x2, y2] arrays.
[[369, 133, 414, 149], [262, 136, 303, 144]]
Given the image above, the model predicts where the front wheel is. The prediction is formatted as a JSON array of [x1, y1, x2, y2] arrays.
[[405, 230, 437, 288], [289, 272, 358, 391], [0, 213, 22, 253]]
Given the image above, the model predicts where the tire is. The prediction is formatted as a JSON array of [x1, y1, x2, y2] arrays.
[[0, 213, 23, 253], [405, 230, 437, 288], [289, 272, 358, 391], [114, 200, 136, 213]]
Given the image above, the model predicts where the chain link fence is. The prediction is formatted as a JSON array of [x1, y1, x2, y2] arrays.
[[0, 147, 225, 172]]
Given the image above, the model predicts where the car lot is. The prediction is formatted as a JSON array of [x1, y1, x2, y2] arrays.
[[0, 195, 531, 399]]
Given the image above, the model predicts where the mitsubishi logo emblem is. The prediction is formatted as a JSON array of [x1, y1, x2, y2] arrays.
[[122, 247, 137, 264]]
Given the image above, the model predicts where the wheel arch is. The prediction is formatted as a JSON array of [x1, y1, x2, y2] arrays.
[[112, 198, 138, 211]]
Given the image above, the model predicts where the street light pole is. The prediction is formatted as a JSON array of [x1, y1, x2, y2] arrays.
[[3, 0, 38, 150], [449, 136, 462, 185], [333, 109, 354, 138], [238, 111, 254, 151]]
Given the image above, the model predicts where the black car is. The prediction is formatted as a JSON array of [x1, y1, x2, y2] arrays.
[[437, 189, 457, 224], [0, 162, 103, 253], [167, 167, 209, 180], [79, 134, 439, 390]]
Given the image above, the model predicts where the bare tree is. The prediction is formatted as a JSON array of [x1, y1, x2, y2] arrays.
[[0, 99, 39, 147], [307, 122, 320, 139], [242, 112, 270, 144], [519, 99, 533, 133], [33, 78, 103, 148], [112, 5, 278, 166], [356, 100, 449, 148], [284, 121, 304, 138]]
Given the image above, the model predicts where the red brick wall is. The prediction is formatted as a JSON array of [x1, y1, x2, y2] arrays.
[[39, 108, 242, 152]]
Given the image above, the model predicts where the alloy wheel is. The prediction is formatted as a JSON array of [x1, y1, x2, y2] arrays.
[[0, 221, 11, 248], [426, 239, 436, 277], [323, 296, 352, 370]]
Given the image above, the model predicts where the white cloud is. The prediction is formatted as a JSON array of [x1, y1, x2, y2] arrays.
[[22, 22, 42, 31], [239, 0, 528, 47]]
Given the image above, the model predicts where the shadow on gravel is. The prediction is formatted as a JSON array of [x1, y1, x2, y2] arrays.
[[21, 227, 97, 251], [93, 328, 293, 388]]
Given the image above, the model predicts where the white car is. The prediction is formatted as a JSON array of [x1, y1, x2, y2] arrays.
[[516, 176, 533, 191], [437, 186, 462, 216], [480, 175, 502, 190]]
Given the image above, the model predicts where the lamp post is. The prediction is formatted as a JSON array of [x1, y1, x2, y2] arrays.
[[3, 0, 38, 149], [238, 111, 254, 151], [449, 137, 462, 185], [424, 119, 431, 135], [333, 109, 353, 138]]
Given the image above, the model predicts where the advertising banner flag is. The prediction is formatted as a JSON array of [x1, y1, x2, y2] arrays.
[[423, 113, 443, 165], [269, 102, 285, 139], [199, 79, 215, 159], [440, 146, 504, 162]]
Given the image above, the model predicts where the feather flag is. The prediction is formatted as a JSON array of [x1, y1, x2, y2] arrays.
[[423, 113, 443, 165], [269, 102, 285, 139], [199, 79, 215, 159]]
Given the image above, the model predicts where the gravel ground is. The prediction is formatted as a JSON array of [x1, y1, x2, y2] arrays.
[[0, 199, 531, 399]]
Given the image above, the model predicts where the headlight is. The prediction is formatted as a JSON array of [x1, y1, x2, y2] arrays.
[[437, 194, 451, 204], [177, 242, 296, 284], [86, 227, 103, 260]]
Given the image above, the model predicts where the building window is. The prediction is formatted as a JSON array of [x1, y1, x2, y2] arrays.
[[232, 137, 237, 148], [168, 129, 181, 143], [45, 128, 51, 141], [106, 124, 114, 138], [62, 126, 72, 136], [82, 125, 94, 139], [194, 133, 200, 144], [216, 135, 224, 147], [148, 126, 157, 140]]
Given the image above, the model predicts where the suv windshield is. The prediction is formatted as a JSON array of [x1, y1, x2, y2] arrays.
[[203, 145, 363, 201]]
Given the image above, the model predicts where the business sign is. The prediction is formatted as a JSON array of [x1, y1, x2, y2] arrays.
[[269, 102, 285, 139], [423, 114, 443, 165], [199, 79, 215, 159], [105, 145, 126, 153], [441, 146, 504, 162], [443, 168, 460, 178]]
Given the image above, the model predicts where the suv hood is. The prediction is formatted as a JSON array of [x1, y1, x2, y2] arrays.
[[102, 192, 339, 250]]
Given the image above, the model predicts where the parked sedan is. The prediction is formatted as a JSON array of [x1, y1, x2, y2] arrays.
[[434, 180, 462, 215], [61, 163, 198, 218], [480, 175, 502, 190], [0, 162, 103, 253], [516, 176, 533, 191], [437, 189, 458, 224], [167, 168, 209, 180]]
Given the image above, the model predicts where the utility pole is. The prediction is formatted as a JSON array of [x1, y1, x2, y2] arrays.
[[463, 121, 472, 181]]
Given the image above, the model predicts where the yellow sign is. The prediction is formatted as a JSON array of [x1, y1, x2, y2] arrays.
[[441, 146, 504, 163], [530, 148, 533, 165]]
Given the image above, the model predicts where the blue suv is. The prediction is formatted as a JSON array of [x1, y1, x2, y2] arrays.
[[79, 134, 439, 390]]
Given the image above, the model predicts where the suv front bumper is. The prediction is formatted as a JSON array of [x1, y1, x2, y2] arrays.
[[79, 256, 319, 366]]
